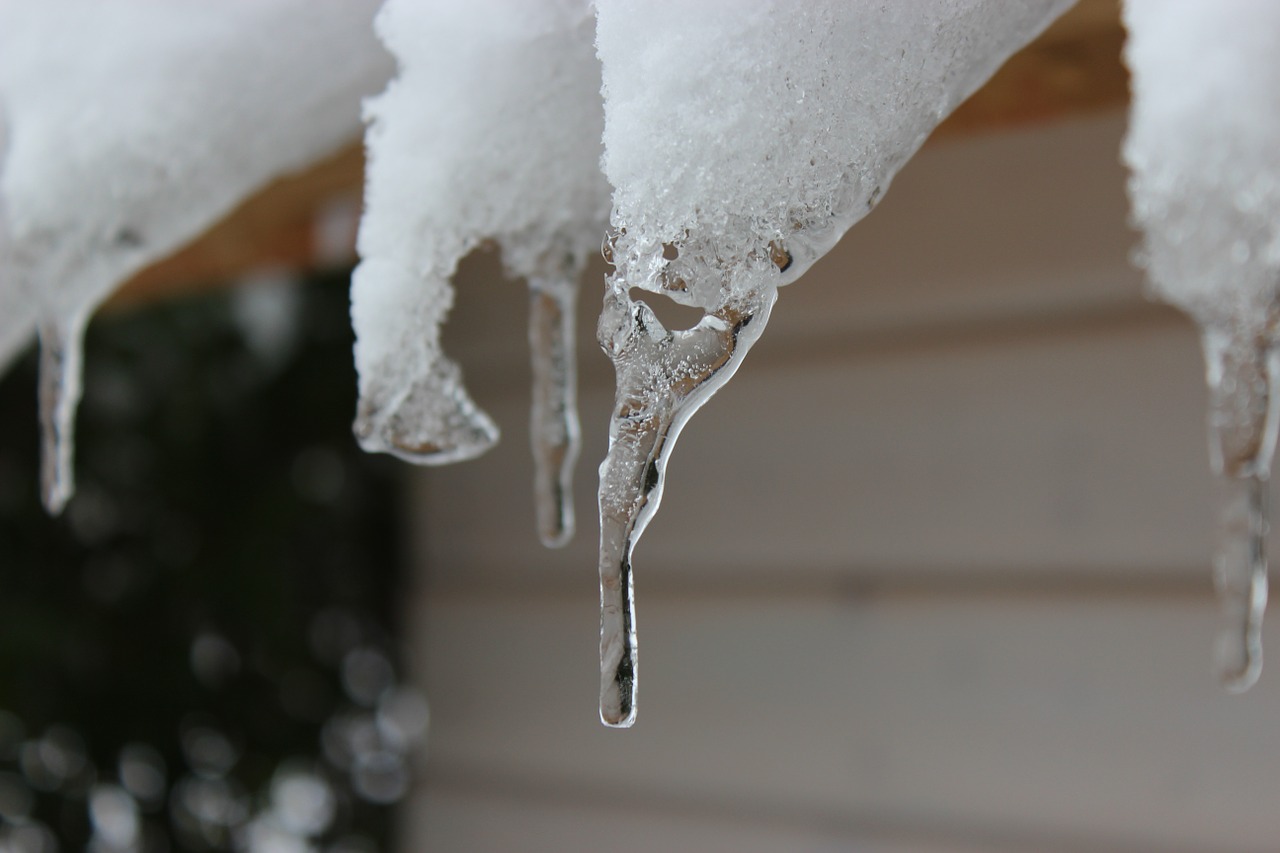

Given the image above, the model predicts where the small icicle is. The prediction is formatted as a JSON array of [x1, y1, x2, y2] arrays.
[[1212, 473, 1268, 691], [1202, 326, 1280, 691], [37, 311, 88, 516], [596, 277, 778, 727], [351, 351, 500, 467], [527, 275, 580, 548]]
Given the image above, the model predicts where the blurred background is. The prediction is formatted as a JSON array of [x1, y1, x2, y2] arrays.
[[4, 1, 1279, 851], [0, 269, 427, 850]]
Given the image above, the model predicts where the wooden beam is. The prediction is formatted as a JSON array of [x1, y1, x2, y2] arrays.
[[936, 0, 1127, 140], [112, 144, 365, 304], [113, 0, 1127, 301]]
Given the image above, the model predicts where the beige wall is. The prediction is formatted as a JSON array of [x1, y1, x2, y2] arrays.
[[398, 115, 1280, 852]]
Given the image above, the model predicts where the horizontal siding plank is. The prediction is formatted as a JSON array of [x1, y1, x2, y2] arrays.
[[405, 787, 1014, 853], [411, 592, 1280, 853]]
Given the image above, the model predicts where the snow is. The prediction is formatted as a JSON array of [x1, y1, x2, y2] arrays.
[[350, 0, 608, 547], [597, 0, 1075, 302], [1123, 0, 1280, 331], [0, 0, 392, 511]]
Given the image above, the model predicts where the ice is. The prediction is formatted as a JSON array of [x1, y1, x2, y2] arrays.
[[528, 275, 583, 548], [36, 314, 86, 516], [351, 0, 609, 550], [1123, 0, 1280, 690], [350, 1, 608, 427], [593, 0, 1072, 726], [0, 0, 392, 513]]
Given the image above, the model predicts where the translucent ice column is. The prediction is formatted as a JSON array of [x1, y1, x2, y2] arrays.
[[351, 0, 608, 546], [1123, 0, 1280, 690], [0, 0, 391, 514], [593, 0, 1073, 726]]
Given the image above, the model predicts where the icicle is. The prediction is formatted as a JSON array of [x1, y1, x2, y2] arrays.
[[597, 271, 778, 726], [592, 0, 1071, 725], [36, 312, 86, 516], [1202, 327, 1279, 690], [1123, 0, 1280, 689], [528, 274, 580, 548]]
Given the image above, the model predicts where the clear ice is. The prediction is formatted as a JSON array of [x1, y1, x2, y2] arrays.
[[350, 0, 608, 545], [529, 274, 582, 548], [592, 0, 1072, 726], [0, 0, 390, 514], [1123, 0, 1280, 690], [37, 313, 86, 515]]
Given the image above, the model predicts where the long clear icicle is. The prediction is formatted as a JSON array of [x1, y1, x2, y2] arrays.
[[597, 274, 778, 726], [528, 274, 581, 548], [1202, 327, 1280, 690]]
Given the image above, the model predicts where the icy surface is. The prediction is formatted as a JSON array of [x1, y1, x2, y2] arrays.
[[593, 0, 1072, 726], [0, 0, 392, 513], [1124, 0, 1280, 690], [351, 0, 608, 546]]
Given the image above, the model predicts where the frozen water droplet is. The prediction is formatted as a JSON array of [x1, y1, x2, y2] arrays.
[[528, 276, 581, 548], [596, 278, 778, 727], [1202, 328, 1279, 691], [37, 312, 88, 516]]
